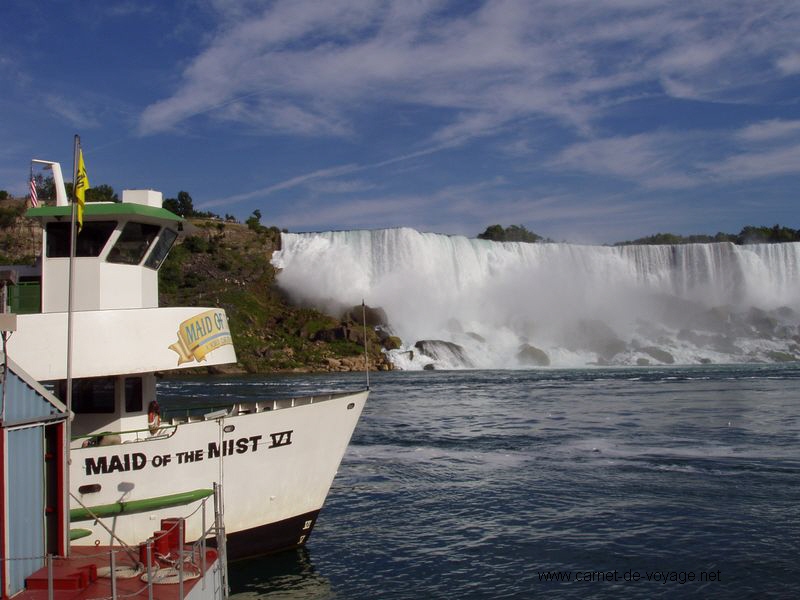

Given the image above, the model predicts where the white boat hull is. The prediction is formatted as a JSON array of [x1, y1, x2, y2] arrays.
[[70, 389, 368, 559]]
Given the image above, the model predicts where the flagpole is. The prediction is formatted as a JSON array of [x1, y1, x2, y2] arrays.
[[64, 134, 79, 556]]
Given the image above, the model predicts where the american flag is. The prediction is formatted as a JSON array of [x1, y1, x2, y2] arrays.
[[30, 177, 38, 207]]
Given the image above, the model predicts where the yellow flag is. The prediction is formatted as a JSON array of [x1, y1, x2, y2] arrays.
[[75, 148, 90, 230]]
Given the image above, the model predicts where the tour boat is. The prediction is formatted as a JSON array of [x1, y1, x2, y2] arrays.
[[4, 160, 368, 561], [1, 345, 228, 600]]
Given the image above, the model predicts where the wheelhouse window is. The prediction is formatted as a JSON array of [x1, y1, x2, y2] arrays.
[[46, 221, 116, 257], [57, 377, 116, 414], [144, 228, 178, 270], [107, 222, 161, 265], [124, 377, 143, 413]]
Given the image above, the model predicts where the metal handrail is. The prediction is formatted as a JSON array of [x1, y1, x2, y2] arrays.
[[71, 424, 178, 443], [8, 482, 229, 600]]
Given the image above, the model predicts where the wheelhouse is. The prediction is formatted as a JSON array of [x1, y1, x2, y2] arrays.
[[23, 190, 182, 313]]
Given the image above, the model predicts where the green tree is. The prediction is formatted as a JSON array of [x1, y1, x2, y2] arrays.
[[177, 191, 194, 217], [86, 184, 118, 203], [768, 224, 799, 243], [31, 174, 110, 204], [246, 209, 263, 232], [0, 190, 8, 201], [615, 225, 800, 246], [477, 224, 505, 241], [163, 197, 179, 214], [163, 191, 195, 217], [504, 224, 541, 243], [739, 226, 771, 244], [477, 224, 541, 243], [713, 232, 737, 243], [28, 174, 56, 204]]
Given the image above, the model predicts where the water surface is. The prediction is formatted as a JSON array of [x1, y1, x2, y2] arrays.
[[160, 365, 800, 599]]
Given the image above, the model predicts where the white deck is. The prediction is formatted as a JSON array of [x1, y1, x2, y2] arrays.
[[8, 308, 237, 381]]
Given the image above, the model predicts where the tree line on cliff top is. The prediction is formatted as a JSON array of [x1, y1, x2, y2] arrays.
[[478, 224, 800, 245]]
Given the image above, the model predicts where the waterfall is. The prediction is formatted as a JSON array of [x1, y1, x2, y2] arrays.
[[271, 228, 800, 369]]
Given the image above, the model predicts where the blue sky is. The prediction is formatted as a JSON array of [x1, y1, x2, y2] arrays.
[[2, 1, 799, 243]]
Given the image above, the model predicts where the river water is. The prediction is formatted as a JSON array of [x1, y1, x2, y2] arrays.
[[159, 365, 800, 599]]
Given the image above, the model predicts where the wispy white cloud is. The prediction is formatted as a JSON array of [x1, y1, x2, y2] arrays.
[[706, 143, 800, 182], [269, 175, 514, 231], [131, 0, 800, 237], [737, 119, 800, 142], [42, 94, 101, 129], [141, 1, 800, 143], [204, 163, 361, 207], [777, 52, 800, 74], [306, 179, 378, 194], [550, 132, 700, 189], [101, 2, 154, 18], [199, 139, 464, 209], [275, 194, 431, 231], [218, 98, 353, 137], [552, 119, 800, 189], [697, 119, 800, 182]]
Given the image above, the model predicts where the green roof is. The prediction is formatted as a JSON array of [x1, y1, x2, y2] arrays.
[[26, 202, 183, 223]]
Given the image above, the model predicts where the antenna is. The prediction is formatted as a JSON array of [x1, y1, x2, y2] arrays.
[[32, 159, 68, 206], [361, 300, 370, 390]]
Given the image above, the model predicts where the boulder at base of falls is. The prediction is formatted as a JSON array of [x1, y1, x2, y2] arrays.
[[677, 329, 741, 354], [374, 327, 402, 350], [745, 307, 778, 338], [414, 340, 474, 368], [766, 350, 796, 362], [382, 336, 402, 350], [687, 305, 733, 333], [517, 343, 550, 366], [564, 319, 626, 361], [642, 346, 675, 364], [313, 325, 364, 344]]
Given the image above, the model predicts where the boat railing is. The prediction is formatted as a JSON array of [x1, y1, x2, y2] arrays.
[[141, 482, 229, 600], [70, 390, 364, 443], [8, 484, 229, 600], [132, 483, 228, 600], [71, 425, 178, 447], [163, 390, 359, 423]]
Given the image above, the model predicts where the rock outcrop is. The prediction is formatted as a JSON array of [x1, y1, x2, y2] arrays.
[[516, 343, 550, 366], [414, 340, 474, 368]]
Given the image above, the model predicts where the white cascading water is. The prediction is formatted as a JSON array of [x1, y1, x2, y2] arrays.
[[271, 228, 800, 369]]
